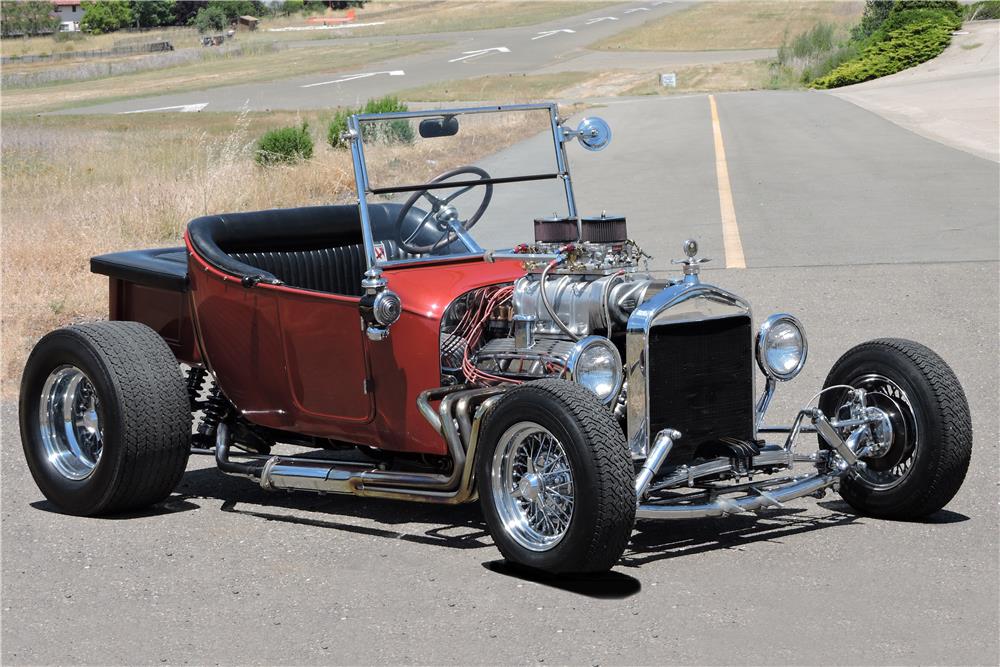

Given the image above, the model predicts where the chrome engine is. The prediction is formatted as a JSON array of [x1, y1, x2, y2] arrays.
[[441, 215, 671, 386]]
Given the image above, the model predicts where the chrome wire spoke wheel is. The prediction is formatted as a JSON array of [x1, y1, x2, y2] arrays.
[[837, 373, 919, 491], [38, 365, 104, 481], [490, 422, 575, 552]]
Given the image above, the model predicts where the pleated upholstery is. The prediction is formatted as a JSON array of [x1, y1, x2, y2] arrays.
[[229, 242, 409, 296]]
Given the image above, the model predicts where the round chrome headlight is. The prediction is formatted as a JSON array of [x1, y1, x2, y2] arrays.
[[756, 314, 807, 381], [564, 336, 623, 404]]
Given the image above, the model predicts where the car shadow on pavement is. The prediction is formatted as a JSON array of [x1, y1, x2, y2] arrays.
[[624, 507, 861, 567], [482, 560, 642, 599]]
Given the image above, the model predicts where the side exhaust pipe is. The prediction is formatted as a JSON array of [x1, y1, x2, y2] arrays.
[[215, 386, 505, 505]]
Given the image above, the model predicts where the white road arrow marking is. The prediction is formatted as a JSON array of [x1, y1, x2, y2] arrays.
[[532, 29, 576, 40], [652, 1, 672, 5], [301, 70, 405, 88], [447, 47, 510, 63], [625, 7, 650, 13], [119, 103, 207, 114], [585, 16, 619, 25]]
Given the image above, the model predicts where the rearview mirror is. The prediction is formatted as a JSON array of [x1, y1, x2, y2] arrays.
[[573, 117, 612, 151], [419, 116, 459, 138]]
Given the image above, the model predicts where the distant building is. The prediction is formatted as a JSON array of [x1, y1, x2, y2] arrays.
[[52, 0, 83, 25], [237, 15, 259, 31]]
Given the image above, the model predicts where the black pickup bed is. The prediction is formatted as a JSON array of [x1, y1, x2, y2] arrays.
[[90, 247, 188, 292]]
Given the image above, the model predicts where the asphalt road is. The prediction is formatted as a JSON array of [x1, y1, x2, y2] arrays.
[[4, 87, 999, 663]]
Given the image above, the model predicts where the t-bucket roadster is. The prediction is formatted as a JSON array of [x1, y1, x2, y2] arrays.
[[20, 103, 972, 573]]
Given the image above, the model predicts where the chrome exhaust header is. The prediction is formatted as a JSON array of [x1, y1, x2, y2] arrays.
[[215, 385, 505, 505]]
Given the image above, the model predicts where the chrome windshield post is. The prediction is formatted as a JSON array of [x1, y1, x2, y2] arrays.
[[347, 117, 377, 272]]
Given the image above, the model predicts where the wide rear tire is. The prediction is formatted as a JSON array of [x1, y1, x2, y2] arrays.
[[819, 338, 972, 519], [476, 379, 635, 574], [19, 322, 192, 516]]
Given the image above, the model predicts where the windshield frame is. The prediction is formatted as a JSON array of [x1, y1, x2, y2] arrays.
[[347, 103, 579, 269]]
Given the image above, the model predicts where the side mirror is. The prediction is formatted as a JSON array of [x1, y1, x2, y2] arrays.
[[564, 117, 612, 151], [418, 116, 459, 138]]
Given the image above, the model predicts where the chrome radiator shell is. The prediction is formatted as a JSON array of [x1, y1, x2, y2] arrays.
[[625, 282, 753, 459]]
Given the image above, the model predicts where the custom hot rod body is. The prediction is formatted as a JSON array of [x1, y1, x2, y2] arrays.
[[19, 104, 973, 573]]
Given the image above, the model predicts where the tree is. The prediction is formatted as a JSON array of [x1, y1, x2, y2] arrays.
[[130, 0, 176, 28], [193, 4, 226, 32], [207, 0, 264, 21], [81, 0, 133, 34], [0, 1, 60, 37]]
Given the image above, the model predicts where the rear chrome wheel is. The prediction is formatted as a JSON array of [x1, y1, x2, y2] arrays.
[[39, 365, 104, 481], [19, 322, 192, 516], [490, 422, 575, 552]]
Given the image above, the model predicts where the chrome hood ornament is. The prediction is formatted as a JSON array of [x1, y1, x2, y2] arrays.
[[671, 238, 711, 283]]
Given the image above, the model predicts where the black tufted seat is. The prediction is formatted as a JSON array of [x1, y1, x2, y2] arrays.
[[186, 204, 421, 297]]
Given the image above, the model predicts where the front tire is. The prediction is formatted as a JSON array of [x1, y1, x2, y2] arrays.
[[819, 338, 972, 519], [19, 322, 192, 516], [476, 379, 635, 574]]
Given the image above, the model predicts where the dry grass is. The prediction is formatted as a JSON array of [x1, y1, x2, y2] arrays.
[[396, 63, 775, 102], [591, 1, 864, 51], [398, 71, 597, 103], [0, 109, 544, 390], [0, 40, 441, 113], [624, 60, 775, 94]]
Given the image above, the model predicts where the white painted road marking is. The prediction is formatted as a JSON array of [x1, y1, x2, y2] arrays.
[[585, 16, 619, 24], [624, 7, 650, 13], [708, 95, 746, 269], [448, 47, 510, 63], [532, 29, 576, 40], [301, 70, 405, 88], [267, 21, 386, 32], [119, 103, 208, 114]]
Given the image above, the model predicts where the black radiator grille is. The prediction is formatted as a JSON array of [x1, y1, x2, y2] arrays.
[[647, 316, 754, 464]]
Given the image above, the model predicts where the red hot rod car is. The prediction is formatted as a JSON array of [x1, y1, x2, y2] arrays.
[[19, 104, 972, 573]]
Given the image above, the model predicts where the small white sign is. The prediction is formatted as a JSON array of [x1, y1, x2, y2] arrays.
[[661, 72, 677, 88]]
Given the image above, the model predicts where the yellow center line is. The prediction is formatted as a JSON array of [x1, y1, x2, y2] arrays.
[[709, 94, 746, 269]]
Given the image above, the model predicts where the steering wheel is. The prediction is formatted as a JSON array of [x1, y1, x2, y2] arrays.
[[394, 166, 493, 255]]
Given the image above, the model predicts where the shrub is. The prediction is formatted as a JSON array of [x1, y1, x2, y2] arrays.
[[811, 18, 957, 88], [326, 107, 352, 149], [326, 95, 414, 149], [255, 122, 314, 166], [193, 5, 227, 33]]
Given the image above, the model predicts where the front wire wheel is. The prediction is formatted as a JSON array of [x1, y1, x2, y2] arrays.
[[477, 379, 635, 574], [491, 422, 575, 552]]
